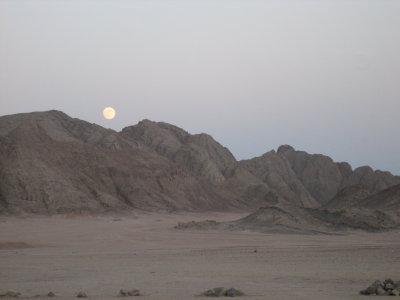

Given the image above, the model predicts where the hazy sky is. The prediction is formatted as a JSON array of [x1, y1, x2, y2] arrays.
[[1, 0, 399, 174]]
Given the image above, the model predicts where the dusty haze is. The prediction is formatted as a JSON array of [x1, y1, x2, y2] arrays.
[[0, 0, 399, 174]]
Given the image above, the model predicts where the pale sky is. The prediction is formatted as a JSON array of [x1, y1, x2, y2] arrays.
[[0, 0, 399, 174]]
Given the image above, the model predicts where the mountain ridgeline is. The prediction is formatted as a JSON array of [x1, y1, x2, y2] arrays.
[[0, 110, 399, 216]]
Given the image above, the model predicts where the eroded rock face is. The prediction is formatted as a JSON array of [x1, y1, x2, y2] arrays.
[[0, 112, 248, 213], [343, 166, 399, 193], [275, 145, 400, 206], [0, 111, 399, 215], [239, 151, 318, 208], [277, 145, 345, 205], [122, 119, 282, 208], [122, 121, 237, 183]]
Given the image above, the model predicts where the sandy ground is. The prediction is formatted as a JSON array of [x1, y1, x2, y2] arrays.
[[1, 212, 400, 299]]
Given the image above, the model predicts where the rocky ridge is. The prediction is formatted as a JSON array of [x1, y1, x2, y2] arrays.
[[0, 110, 399, 220]]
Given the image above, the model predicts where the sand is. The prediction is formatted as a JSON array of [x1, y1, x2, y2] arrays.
[[1, 212, 400, 299]]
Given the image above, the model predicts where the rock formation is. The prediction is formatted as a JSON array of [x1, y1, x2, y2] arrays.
[[241, 144, 400, 207], [323, 185, 372, 210], [0, 110, 399, 215], [0, 111, 247, 213]]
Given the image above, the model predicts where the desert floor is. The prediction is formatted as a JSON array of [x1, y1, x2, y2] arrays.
[[1, 212, 400, 299]]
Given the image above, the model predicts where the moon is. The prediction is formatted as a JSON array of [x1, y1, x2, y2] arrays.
[[103, 107, 116, 120]]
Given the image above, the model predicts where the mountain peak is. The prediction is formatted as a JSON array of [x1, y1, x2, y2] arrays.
[[277, 145, 295, 153]]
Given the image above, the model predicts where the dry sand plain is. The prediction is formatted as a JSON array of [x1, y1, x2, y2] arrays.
[[1, 212, 400, 299]]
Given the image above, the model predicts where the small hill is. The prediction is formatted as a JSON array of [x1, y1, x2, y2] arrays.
[[176, 205, 399, 234], [323, 185, 372, 210], [362, 184, 400, 211]]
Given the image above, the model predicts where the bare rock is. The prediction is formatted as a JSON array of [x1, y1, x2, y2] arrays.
[[47, 291, 56, 297], [203, 287, 226, 297], [175, 220, 220, 230], [1, 111, 399, 226], [365, 285, 378, 295], [384, 278, 394, 290], [0, 290, 21, 297], [376, 285, 386, 295], [240, 150, 318, 208], [344, 167, 400, 194], [225, 288, 244, 297], [119, 289, 130, 297], [390, 288, 400, 296], [277, 147, 344, 205], [385, 283, 395, 290], [128, 289, 140, 296], [119, 289, 141, 297], [360, 280, 382, 295], [77, 292, 87, 298]]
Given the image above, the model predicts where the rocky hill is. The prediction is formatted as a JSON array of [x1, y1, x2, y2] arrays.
[[0, 110, 399, 216], [362, 184, 400, 212], [241, 145, 400, 206], [323, 185, 372, 210], [176, 204, 399, 234]]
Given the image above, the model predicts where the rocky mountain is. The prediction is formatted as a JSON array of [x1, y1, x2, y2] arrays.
[[121, 120, 311, 209], [241, 145, 400, 207], [0, 110, 399, 215], [239, 150, 318, 208], [0, 111, 252, 213], [121, 120, 237, 183]]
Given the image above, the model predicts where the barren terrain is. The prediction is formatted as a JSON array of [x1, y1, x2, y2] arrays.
[[1, 213, 400, 299]]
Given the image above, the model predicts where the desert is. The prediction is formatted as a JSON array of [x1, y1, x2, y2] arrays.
[[1, 110, 400, 299], [2, 2, 400, 297], [1, 212, 400, 300]]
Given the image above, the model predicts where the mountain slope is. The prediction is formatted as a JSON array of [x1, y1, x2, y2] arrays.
[[275, 145, 400, 206], [122, 120, 316, 208], [0, 112, 246, 213], [362, 184, 400, 211], [239, 151, 318, 208], [0, 110, 399, 214], [323, 185, 372, 210]]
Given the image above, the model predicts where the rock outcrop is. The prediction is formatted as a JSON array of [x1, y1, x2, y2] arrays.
[[201, 287, 244, 297], [360, 279, 400, 296]]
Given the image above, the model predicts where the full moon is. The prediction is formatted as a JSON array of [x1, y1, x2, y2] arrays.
[[103, 107, 116, 120]]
